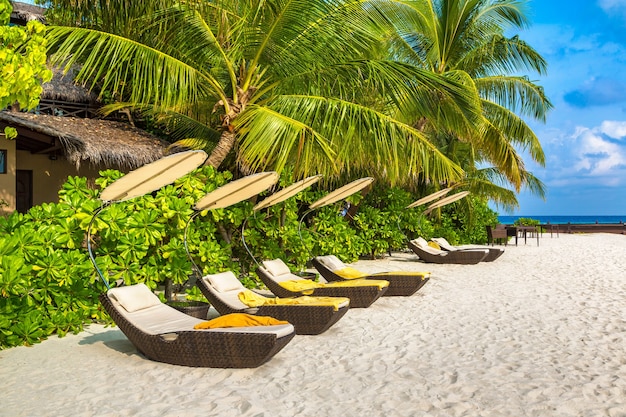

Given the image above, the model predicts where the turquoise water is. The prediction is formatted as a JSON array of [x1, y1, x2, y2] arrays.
[[498, 215, 626, 224]]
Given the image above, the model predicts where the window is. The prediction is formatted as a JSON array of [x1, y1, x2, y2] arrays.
[[0, 150, 6, 174]]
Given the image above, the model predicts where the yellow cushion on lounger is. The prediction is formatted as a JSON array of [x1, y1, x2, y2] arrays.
[[193, 313, 289, 329], [428, 241, 441, 250], [238, 290, 349, 311], [237, 289, 270, 307], [278, 279, 320, 295], [324, 279, 389, 290], [372, 271, 431, 278], [333, 267, 368, 279]]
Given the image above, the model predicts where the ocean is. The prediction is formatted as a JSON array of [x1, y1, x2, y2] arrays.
[[498, 215, 626, 225]]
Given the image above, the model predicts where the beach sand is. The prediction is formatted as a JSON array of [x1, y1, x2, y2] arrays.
[[1, 233, 625, 417]]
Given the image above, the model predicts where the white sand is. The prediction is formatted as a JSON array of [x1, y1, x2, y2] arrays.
[[2, 233, 626, 417]]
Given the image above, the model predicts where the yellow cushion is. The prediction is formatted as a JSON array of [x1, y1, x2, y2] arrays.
[[370, 271, 431, 279], [334, 267, 367, 279], [193, 313, 288, 329], [324, 279, 389, 290], [238, 290, 349, 311], [278, 279, 320, 295], [372, 271, 431, 278], [237, 290, 268, 307], [428, 241, 441, 250]]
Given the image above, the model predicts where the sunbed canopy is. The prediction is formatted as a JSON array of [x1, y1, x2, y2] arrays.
[[406, 188, 451, 209], [253, 175, 323, 211], [194, 172, 279, 211], [309, 177, 374, 209], [99, 150, 207, 202], [425, 191, 470, 213]]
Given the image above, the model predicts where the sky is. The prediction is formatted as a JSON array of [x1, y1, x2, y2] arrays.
[[501, 0, 626, 215]]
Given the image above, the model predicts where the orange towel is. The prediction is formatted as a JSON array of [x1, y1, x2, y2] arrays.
[[193, 313, 289, 329]]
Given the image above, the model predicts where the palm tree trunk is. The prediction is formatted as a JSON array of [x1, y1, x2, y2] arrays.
[[205, 129, 236, 168]]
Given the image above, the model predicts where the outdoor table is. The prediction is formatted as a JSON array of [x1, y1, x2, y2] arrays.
[[505, 226, 539, 246]]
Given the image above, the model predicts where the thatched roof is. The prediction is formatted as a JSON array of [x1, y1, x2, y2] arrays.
[[0, 112, 169, 170], [41, 66, 99, 104], [10, 2, 45, 24]]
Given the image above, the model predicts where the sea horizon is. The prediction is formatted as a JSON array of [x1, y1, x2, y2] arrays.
[[498, 215, 626, 225]]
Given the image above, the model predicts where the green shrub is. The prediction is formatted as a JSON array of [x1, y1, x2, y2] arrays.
[[0, 170, 499, 348]]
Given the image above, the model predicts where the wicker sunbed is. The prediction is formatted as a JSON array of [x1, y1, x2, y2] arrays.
[[431, 237, 504, 262], [408, 238, 489, 265], [256, 259, 388, 308], [197, 271, 349, 335], [311, 255, 430, 296], [101, 284, 295, 368]]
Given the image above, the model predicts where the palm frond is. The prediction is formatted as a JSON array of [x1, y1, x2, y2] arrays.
[[242, 95, 465, 184], [481, 99, 546, 165], [477, 75, 552, 121], [46, 26, 225, 108]]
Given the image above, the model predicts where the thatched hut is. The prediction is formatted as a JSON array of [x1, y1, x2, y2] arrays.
[[9, 2, 45, 25], [0, 111, 167, 170], [0, 111, 169, 213], [1, 3, 175, 214]]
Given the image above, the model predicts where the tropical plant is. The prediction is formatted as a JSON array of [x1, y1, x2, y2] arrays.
[[0, 0, 52, 138], [389, 0, 552, 210], [43, 0, 485, 186]]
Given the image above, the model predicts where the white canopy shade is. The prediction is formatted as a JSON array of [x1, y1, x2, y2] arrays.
[[308, 177, 374, 210], [253, 175, 323, 211], [406, 188, 452, 209], [99, 150, 207, 202], [194, 172, 279, 211], [424, 191, 470, 213]]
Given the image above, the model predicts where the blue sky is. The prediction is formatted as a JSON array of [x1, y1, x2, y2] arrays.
[[501, 0, 626, 215]]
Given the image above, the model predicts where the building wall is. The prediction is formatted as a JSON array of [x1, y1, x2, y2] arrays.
[[0, 139, 16, 215], [1, 148, 105, 215]]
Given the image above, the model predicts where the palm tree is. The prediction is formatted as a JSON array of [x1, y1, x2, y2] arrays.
[[388, 0, 552, 209], [44, 0, 485, 186]]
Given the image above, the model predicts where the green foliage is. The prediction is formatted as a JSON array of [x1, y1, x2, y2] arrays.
[[0, 168, 500, 349], [0, 0, 53, 112], [513, 217, 540, 227]]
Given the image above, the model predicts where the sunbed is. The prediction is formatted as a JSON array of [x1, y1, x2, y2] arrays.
[[256, 258, 389, 308], [197, 271, 349, 335], [312, 255, 430, 296], [408, 237, 489, 264], [103, 283, 295, 368], [430, 237, 504, 262]]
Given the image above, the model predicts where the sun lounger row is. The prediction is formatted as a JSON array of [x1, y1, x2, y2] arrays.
[[87, 151, 496, 369]]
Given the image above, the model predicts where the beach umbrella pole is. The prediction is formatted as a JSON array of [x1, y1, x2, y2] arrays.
[[87, 203, 112, 290], [183, 211, 204, 285]]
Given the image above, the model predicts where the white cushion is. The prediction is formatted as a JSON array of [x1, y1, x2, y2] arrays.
[[108, 283, 161, 313], [412, 237, 429, 247], [262, 259, 292, 277], [204, 271, 244, 293], [432, 237, 455, 251], [316, 255, 345, 271]]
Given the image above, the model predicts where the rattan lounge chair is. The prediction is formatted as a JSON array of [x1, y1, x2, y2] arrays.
[[431, 237, 504, 262], [197, 271, 350, 335], [408, 237, 489, 265], [256, 259, 389, 308], [101, 283, 295, 368], [88, 152, 296, 368], [311, 255, 430, 296]]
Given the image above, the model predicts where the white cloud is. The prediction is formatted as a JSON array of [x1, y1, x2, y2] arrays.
[[599, 120, 626, 138], [599, 0, 626, 11], [598, 0, 626, 18], [572, 126, 626, 177]]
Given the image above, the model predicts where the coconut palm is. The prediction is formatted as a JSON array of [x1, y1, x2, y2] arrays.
[[44, 0, 487, 186], [388, 0, 552, 208]]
